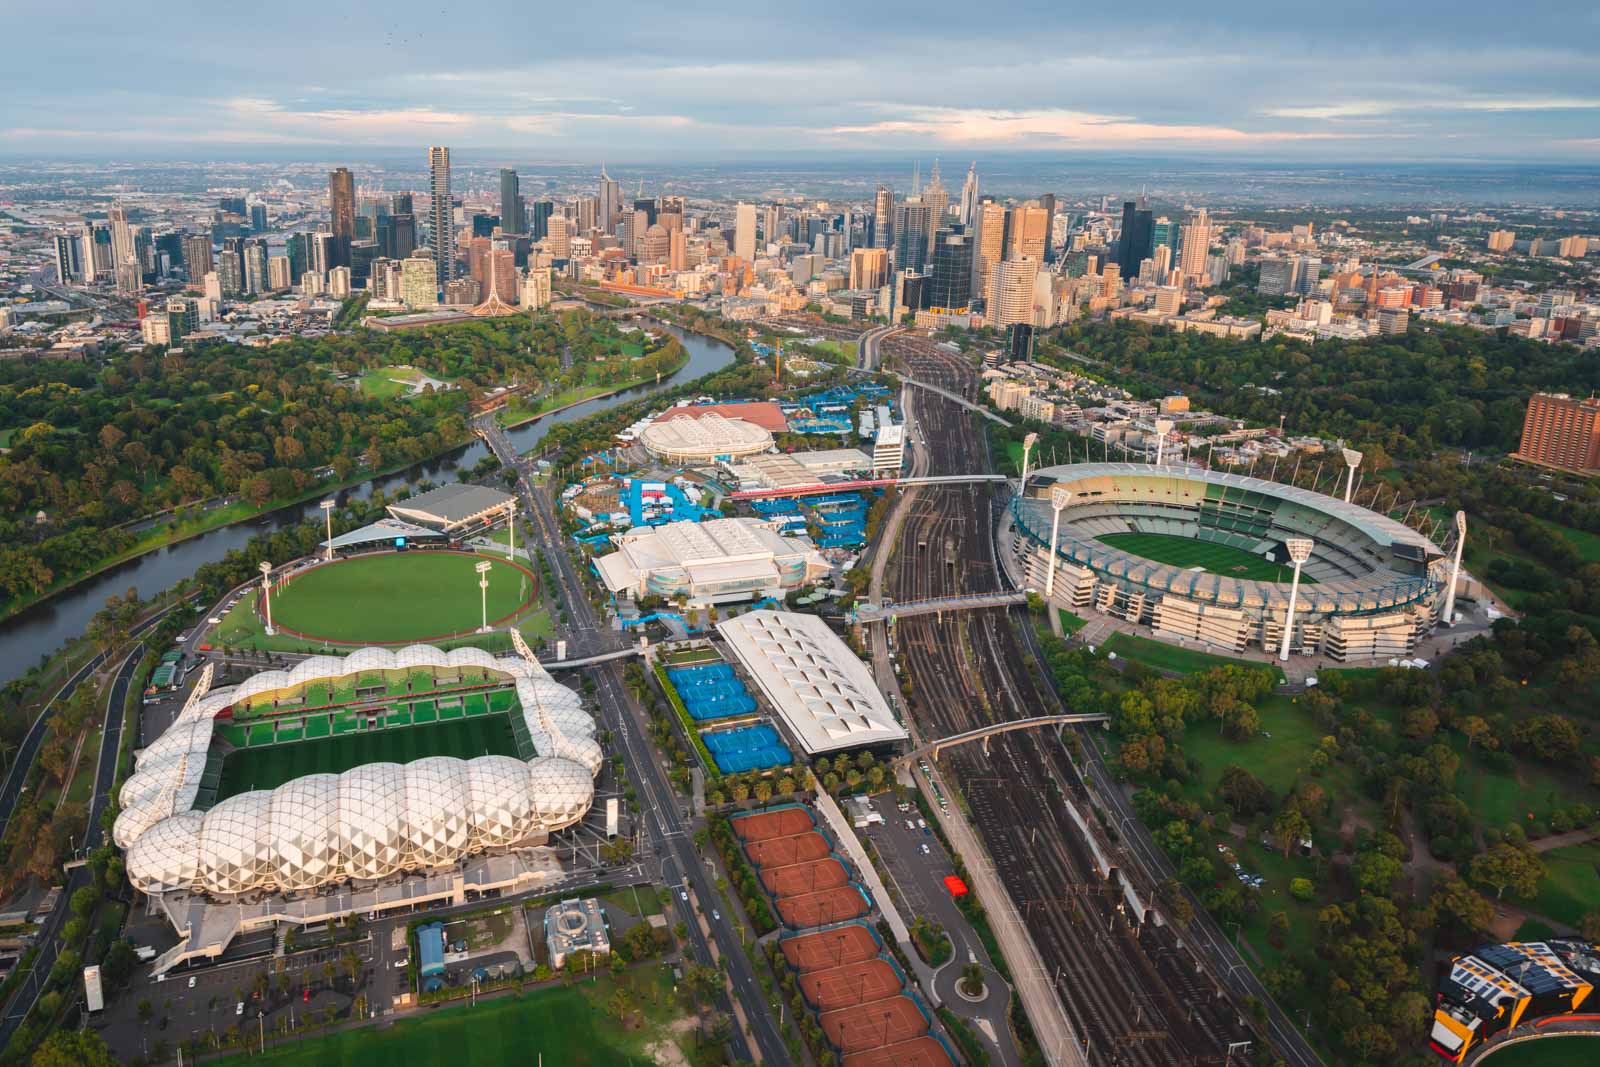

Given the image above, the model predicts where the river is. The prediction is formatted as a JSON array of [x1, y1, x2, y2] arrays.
[[0, 323, 735, 683]]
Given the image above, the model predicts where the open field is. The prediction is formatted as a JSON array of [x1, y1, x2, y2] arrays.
[[360, 365, 452, 400], [1098, 531, 1310, 584], [1523, 841, 1600, 928], [1481, 1037, 1600, 1066], [216, 713, 517, 799], [1102, 631, 1288, 684], [213, 588, 553, 654], [271, 552, 539, 643], [215, 971, 693, 1067]]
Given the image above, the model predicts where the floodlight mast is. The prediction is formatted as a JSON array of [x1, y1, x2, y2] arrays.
[[1154, 419, 1174, 466], [1046, 487, 1073, 598], [1442, 510, 1468, 626], [1278, 539, 1314, 661], [475, 560, 493, 633], [259, 561, 275, 635], [320, 499, 336, 562], [1341, 448, 1363, 503], [1019, 432, 1039, 496]]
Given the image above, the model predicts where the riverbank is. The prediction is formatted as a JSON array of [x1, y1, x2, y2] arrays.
[[497, 348, 690, 430]]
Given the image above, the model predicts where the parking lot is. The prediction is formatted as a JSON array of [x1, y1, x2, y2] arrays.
[[854, 795, 980, 962]]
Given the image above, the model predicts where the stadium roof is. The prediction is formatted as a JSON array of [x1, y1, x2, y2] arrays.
[[639, 410, 775, 463], [320, 518, 448, 551], [716, 610, 908, 755], [386, 483, 515, 531], [652, 401, 788, 433], [593, 517, 825, 600]]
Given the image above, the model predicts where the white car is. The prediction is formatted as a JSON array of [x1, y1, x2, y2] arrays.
[[235, 1002, 244, 1016], [917, 819, 927, 830], [680, 890, 688, 902], [187, 977, 196, 989]]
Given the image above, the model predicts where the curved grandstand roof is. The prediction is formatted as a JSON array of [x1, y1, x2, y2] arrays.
[[116, 645, 598, 897], [639, 410, 774, 462], [1015, 463, 1444, 616]]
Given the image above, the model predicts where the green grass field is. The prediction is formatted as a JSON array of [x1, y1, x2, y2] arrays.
[[271, 552, 537, 643], [1098, 532, 1312, 584], [1481, 1037, 1600, 1066], [1523, 840, 1600, 928], [216, 972, 693, 1066], [1102, 631, 1287, 684], [216, 713, 516, 799]]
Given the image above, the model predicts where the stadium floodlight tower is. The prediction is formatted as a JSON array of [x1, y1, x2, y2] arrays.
[[319, 499, 336, 562], [258, 561, 276, 635], [1278, 538, 1314, 661], [1045, 486, 1074, 598], [475, 559, 493, 633], [505, 501, 517, 561], [1154, 419, 1175, 466], [1341, 448, 1363, 503], [1442, 510, 1468, 626], [1019, 432, 1040, 496]]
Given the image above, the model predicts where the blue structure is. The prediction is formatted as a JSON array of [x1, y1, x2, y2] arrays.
[[417, 922, 445, 978], [624, 478, 717, 528], [666, 663, 757, 721], [703, 724, 793, 774]]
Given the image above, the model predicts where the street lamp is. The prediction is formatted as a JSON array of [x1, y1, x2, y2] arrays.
[[259, 561, 276, 635], [1278, 538, 1314, 662], [319, 499, 336, 562], [1019, 431, 1039, 497], [1442, 510, 1468, 626], [1340, 447, 1363, 503], [475, 560, 493, 633], [1153, 419, 1174, 466], [1046, 486, 1073, 599]]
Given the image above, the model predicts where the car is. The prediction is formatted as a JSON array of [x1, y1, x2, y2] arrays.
[[917, 818, 926, 830], [235, 1002, 244, 1016], [923, 827, 931, 836], [919, 843, 931, 856], [680, 889, 689, 902], [177, 632, 191, 642], [905, 820, 915, 831], [1216, 843, 1229, 854], [187, 977, 196, 989], [303, 989, 312, 1003], [712, 910, 720, 921]]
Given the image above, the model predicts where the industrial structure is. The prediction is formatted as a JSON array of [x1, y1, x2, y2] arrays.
[[1009, 462, 1451, 660]]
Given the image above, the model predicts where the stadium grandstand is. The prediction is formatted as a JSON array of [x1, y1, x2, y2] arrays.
[[386, 483, 516, 535], [1009, 463, 1449, 660], [1430, 939, 1600, 1063], [594, 517, 828, 606]]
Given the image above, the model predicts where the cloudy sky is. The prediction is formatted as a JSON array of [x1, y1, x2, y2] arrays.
[[6, 0, 1599, 161]]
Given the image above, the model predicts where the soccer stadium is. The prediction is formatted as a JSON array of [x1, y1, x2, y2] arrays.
[[1009, 463, 1451, 660], [115, 643, 600, 898]]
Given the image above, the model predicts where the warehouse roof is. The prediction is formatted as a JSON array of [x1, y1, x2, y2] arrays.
[[386, 483, 514, 530], [716, 610, 908, 755]]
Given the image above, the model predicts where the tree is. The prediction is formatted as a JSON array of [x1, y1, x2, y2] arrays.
[[1471, 843, 1543, 901], [960, 962, 985, 997], [1272, 806, 1311, 858], [1461, 715, 1493, 751], [31, 1031, 118, 1067], [1431, 878, 1495, 934]]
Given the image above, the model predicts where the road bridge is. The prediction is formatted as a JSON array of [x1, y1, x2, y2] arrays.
[[851, 590, 1027, 623], [901, 377, 1012, 426], [895, 714, 1112, 767], [728, 472, 1006, 501]]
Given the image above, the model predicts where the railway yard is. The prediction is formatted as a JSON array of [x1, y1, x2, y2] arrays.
[[877, 333, 1251, 1066]]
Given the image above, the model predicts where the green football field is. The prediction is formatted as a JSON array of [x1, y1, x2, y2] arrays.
[[1097, 532, 1314, 584], [270, 551, 537, 643], [216, 714, 517, 799]]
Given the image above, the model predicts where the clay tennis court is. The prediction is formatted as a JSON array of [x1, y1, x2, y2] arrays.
[[777, 884, 868, 928], [843, 1036, 955, 1067], [801, 958, 903, 1011], [761, 857, 849, 898], [731, 807, 814, 841], [782, 924, 880, 972], [745, 830, 831, 867], [821, 995, 929, 1053]]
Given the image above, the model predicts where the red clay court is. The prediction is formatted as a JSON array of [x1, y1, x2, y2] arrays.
[[745, 830, 831, 867], [762, 857, 849, 899], [782, 924, 880, 972], [732, 807, 814, 842], [778, 885, 868, 928], [801, 959, 904, 1011], [821, 995, 929, 1053], [843, 1036, 955, 1067]]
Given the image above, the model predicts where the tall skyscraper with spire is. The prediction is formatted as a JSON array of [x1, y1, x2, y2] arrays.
[[328, 167, 355, 269], [428, 146, 454, 283], [959, 162, 980, 226], [598, 167, 622, 234], [921, 161, 949, 250], [873, 185, 895, 250]]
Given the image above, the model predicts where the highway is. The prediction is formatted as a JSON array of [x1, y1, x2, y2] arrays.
[[874, 332, 1253, 1067], [479, 415, 790, 1064]]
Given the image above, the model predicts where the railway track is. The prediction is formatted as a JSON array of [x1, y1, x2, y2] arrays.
[[880, 334, 1247, 1066]]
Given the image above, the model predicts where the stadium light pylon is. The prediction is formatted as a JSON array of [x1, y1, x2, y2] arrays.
[[1279, 539, 1314, 661], [476, 559, 494, 633], [259, 561, 276, 635]]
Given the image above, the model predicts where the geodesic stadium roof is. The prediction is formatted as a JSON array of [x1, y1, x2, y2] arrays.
[[117, 645, 597, 897]]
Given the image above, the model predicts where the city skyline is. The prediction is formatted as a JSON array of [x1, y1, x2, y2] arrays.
[[5, 0, 1599, 161]]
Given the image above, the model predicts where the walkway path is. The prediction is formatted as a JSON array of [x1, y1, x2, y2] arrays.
[[1530, 827, 1600, 853]]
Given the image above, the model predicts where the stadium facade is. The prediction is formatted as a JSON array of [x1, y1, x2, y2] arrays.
[[594, 517, 829, 606], [1008, 463, 1449, 660], [116, 645, 599, 898]]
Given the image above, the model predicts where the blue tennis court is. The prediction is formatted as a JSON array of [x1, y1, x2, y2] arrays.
[[704, 724, 793, 774], [667, 663, 757, 720]]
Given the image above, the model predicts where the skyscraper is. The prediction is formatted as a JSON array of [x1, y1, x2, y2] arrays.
[[1515, 393, 1600, 472], [598, 167, 622, 233], [927, 225, 973, 313], [974, 200, 1007, 307], [389, 193, 417, 260], [1038, 193, 1056, 262], [989, 257, 1040, 328], [109, 204, 137, 268], [52, 233, 81, 284], [428, 147, 453, 283], [734, 202, 757, 263], [529, 198, 554, 241], [958, 163, 980, 226], [1117, 200, 1154, 281], [1178, 209, 1213, 286], [921, 161, 949, 250], [894, 198, 930, 272], [499, 168, 523, 235], [250, 203, 268, 234], [328, 167, 355, 269], [1006, 204, 1049, 262], [873, 186, 895, 251]]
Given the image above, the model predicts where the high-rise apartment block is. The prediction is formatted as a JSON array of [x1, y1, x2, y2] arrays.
[[1179, 209, 1213, 285], [400, 250, 439, 309], [989, 257, 1039, 328], [927, 226, 974, 313], [428, 147, 454, 282], [734, 202, 758, 263], [328, 167, 355, 268], [1486, 230, 1515, 252], [1515, 393, 1600, 473], [850, 247, 889, 291]]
